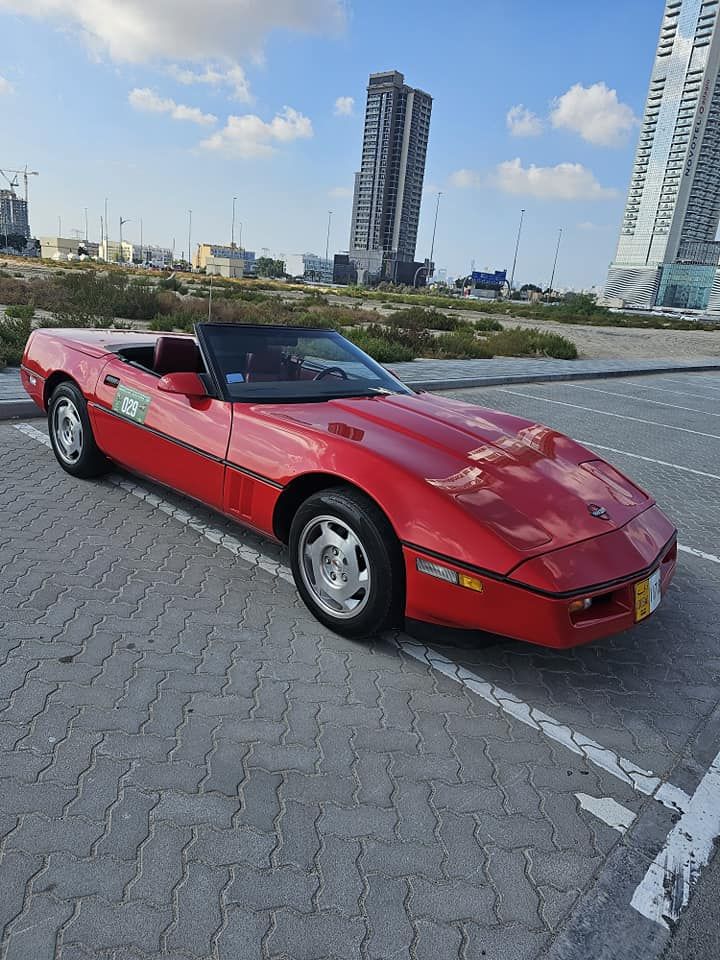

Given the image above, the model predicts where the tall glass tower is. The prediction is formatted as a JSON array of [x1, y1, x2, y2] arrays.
[[605, 0, 720, 310], [349, 71, 432, 283]]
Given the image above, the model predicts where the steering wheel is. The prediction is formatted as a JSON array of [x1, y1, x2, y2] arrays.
[[313, 366, 349, 381]]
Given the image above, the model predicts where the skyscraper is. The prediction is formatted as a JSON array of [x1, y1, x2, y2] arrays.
[[349, 71, 432, 284], [0, 189, 30, 241], [605, 0, 720, 311]]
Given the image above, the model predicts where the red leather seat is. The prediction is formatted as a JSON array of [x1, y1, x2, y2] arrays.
[[153, 336, 201, 375], [245, 348, 286, 382]]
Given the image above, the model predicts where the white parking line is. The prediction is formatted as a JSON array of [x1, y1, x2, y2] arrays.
[[575, 794, 637, 834], [621, 381, 720, 403], [678, 544, 720, 565], [631, 747, 720, 929], [573, 441, 720, 482], [396, 637, 690, 813], [497, 389, 720, 441], [661, 376, 720, 393], [566, 382, 720, 419]]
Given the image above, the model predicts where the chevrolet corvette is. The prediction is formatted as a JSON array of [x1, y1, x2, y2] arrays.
[[20, 322, 677, 647]]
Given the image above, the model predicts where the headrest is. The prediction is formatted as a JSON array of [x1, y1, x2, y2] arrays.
[[245, 348, 284, 375], [153, 336, 200, 375]]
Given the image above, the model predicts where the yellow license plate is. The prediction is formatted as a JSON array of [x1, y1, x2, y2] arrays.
[[634, 568, 662, 621]]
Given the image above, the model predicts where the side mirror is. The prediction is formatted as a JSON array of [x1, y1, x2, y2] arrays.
[[157, 371, 207, 398]]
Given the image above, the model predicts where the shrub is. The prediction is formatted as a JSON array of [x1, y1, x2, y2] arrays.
[[4, 304, 34, 321], [489, 326, 578, 359], [0, 315, 33, 365], [159, 275, 188, 295], [346, 330, 415, 363], [386, 306, 459, 331], [431, 330, 493, 359]]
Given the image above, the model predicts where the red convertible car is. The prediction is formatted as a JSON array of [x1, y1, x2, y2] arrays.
[[20, 323, 677, 647]]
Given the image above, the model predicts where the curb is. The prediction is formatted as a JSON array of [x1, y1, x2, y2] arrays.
[[404, 362, 720, 392], [0, 399, 43, 420]]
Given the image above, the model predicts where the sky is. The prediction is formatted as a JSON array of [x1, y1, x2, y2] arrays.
[[0, 0, 667, 289]]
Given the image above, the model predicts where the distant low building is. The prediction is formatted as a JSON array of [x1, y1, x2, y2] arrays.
[[286, 253, 334, 283], [205, 256, 245, 279], [139, 245, 173, 269], [99, 239, 134, 263], [194, 243, 255, 275], [39, 236, 81, 260], [333, 253, 357, 286]]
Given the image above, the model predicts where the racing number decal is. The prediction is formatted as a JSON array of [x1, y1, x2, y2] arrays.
[[112, 384, 151, 425]]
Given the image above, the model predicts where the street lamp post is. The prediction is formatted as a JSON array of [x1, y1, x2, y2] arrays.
[[413, 265, 429, 287], [187, 210, 192, 271], [119, 217, 131, 264], [509, 208, 525, 296], [429, 191, 442, 278], [325, 210, 332, 262], [547, 228, 563, 298], [231, 197, 237, 248]]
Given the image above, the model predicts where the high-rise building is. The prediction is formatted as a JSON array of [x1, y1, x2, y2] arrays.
[[604, 0, 720, 311], [349, 70, 432, 284], [0, 189, 30, 241]]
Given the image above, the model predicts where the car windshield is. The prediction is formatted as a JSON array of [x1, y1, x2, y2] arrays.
[[196, 323, 412, 402]]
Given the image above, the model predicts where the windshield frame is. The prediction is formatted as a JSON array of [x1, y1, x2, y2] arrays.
[[195, 322, 413, 403]]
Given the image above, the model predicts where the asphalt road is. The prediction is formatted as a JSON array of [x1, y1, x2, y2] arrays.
[[1, 369, 719, 960]]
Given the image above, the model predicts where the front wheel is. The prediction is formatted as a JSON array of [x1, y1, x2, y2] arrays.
[[48, 382, 109, 479], [289, 487, 404, 639]]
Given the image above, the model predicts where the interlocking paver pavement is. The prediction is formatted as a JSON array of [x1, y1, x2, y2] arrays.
[[2, 370, 720, 959]]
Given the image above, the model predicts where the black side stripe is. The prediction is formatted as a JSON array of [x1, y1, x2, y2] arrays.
[[89, 401, 284, 490]]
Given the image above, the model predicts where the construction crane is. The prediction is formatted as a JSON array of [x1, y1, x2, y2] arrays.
[[0, 166, 39, 203]]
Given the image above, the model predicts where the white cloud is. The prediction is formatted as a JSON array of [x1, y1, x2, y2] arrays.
[[334, 95, 354, 116], [168, 63, 252, 103], [494, 158, 617, 200], [506, 105, 542, 137], [550, 82, 637, 147], [128, 87, 217, 125], [0, 74, 13, 95], [329, 185, 352, 198], [200, 106, 313, 157], [448, 168, 484, 189], [0, 0, 345, 63]]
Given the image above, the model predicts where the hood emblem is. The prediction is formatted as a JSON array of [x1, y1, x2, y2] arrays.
[[588, 503, 610, 520]]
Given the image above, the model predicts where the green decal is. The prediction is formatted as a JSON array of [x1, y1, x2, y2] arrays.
[[112, 384, 151, 424]]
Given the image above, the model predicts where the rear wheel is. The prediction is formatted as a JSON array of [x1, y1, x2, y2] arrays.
[[289, 487, 403, 639], [48, 382, 109, 478]]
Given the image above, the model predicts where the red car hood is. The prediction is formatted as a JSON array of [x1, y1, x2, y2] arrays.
[[262, 391, 653, 561]]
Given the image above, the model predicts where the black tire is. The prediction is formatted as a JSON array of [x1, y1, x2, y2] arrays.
[[48, 381, 110, 479], [289, 486, 404, 639]]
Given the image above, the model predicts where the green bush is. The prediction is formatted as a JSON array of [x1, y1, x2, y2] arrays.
[[386, 306, 460, 331], [432, 330, 493, 359], [4, 304, 34, 321], [346, 330, 415, 363], [489, 326, 578, 359], [0, 315, 33, 365]]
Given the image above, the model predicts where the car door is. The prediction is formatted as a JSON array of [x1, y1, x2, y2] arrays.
[[91, 352, 231, 510]]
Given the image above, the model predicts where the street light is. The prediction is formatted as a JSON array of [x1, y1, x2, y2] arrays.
[[547, 228, 563, 298], [413, 264, 429, 287], [231, 197, 237, 249], [509, 208, 525, 296], [187, 209, 192, 271], [325, 210, 332, 262], [429, 191, 442, 278], [119, 217, 131, 264]]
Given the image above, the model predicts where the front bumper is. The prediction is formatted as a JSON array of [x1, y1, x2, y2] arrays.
[[403, 509, 678, 649]]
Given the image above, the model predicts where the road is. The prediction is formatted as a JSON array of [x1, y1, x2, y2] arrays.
[[1, 369, 718, 959]]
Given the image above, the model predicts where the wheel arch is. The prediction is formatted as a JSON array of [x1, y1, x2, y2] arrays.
[[272, 471, 399, 546], [44, 371, 81, 410]]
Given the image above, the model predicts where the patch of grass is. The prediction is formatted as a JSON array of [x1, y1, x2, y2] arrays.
[[488, 326, 578, 359], [345, 330, 415, 363], [4, 304, 35, 321], [432, 330, 494, 359], [386, 306, 460, 331], [0, 315, 34, 365]]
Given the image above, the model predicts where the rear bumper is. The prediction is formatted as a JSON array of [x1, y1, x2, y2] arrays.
[[403, 515, 678, 649]]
